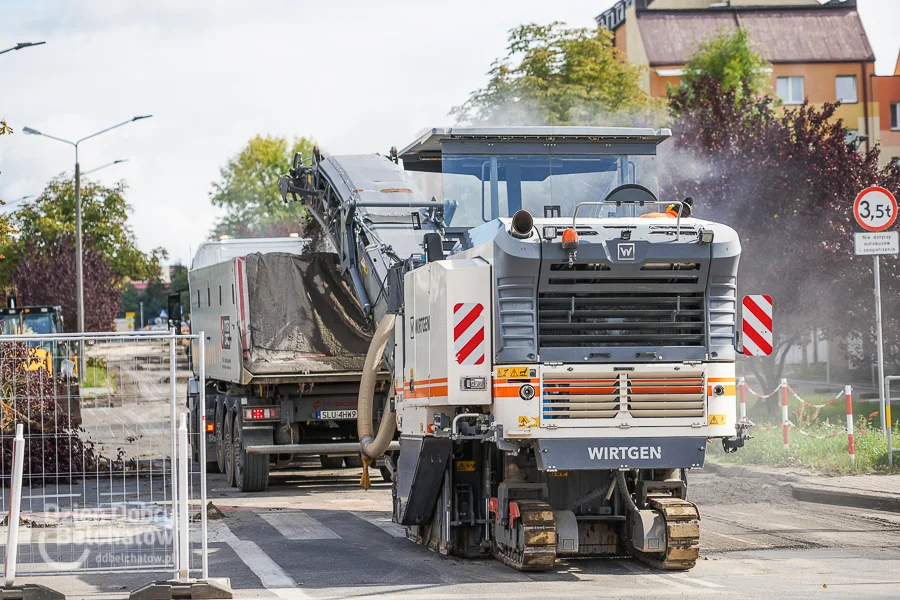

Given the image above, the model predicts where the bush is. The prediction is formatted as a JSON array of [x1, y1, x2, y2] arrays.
[[0, 342, 98, 481], [710, 418, 897, 474]]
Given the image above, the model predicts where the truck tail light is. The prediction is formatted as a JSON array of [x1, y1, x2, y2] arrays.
[[243, 407, 279, 421]]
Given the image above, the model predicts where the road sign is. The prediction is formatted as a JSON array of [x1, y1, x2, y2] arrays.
[[855, 232, 900, 255], [852, 187, 898, 433], [742, 295, 773, 357], [853, 186, 897, 232]]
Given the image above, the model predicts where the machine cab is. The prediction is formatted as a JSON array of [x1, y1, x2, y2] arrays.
[[398, 126, 673, 233]]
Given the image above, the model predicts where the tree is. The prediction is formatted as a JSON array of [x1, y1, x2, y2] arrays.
[[665, 74, 900, 409], [0, 121, 16, 253], [10, 233, 119, 331], [210, 135, 318, 239], [119, 279, 169, 327], [450, 22, 663, 126], [1, 175, 166, 283], [170, 263, 188, 293], [675, 28, 771, 105]]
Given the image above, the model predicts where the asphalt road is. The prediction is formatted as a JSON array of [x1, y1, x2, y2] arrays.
[[15, 341, 898, 598], [13, 465, 900, 599]]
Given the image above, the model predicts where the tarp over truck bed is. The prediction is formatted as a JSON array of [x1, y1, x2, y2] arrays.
[[245, 252, 372, 376]]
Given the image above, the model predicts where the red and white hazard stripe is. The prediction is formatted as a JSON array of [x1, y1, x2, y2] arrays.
[[742, 295, 773, 356], [453, 303, 485, 365]]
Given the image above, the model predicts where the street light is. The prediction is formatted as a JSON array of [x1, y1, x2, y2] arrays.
[[1, 195, 34, 213], [23, 115, 153, 332], [82, 159, 129, 176], [0, 42, 46, 56]]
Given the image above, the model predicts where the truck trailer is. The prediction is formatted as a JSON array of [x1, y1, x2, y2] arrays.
[[278, 126, 766, 571], [182, 237, 394, 491]]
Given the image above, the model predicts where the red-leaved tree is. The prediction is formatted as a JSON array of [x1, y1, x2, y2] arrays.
[[11, 233, 120, 332], [664, 76, 900, 410]]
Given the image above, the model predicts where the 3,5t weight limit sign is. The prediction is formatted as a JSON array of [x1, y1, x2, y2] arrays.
[[854, 187, 898, 232]]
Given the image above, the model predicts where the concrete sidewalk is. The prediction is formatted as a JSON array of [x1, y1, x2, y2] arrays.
[[706, 462, 900, 512]]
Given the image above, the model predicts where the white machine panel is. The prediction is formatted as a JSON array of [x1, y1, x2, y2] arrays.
[[189, 258, 245, 384], [401, 259, 492, 407]]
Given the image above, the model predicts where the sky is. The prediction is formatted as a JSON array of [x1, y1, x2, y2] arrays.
[[1, 0, 898, 268]]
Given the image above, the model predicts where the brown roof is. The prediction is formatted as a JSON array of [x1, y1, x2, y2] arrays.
[[637, 7, 875, 66]]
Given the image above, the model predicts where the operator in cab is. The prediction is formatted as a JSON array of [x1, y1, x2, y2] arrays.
[[641, 196, 693, 218]]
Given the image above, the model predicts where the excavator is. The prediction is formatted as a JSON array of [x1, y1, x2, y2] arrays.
[[279, 126, 767, 571]]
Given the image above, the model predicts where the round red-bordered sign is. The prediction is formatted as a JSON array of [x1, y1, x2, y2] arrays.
[[854, 187, 898, 232]]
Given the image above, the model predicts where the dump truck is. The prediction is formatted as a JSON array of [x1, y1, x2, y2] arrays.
[[278, 126, 768, 571], [180, 236, 397, 491]]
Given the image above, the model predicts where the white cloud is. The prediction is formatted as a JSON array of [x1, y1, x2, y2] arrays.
[[1, 0, 897, 267], [0, 0, 605, 265]]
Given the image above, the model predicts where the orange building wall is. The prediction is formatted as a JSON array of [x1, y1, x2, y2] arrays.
[[873, 75, 900, 164], [770, 62, 873, 105], [650, 70, 680, 97]]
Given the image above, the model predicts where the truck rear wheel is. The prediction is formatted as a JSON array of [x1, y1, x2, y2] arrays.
[[215, 403, 226, 474], [320, 456, 344, 469], [233, 414, 270, 492], [224, 412, 235, 487]]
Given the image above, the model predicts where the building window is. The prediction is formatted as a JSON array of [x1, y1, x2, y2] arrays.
[[777, 76, 804, 105], [835, 75, 858, 103], [892, 103, 900, 130]]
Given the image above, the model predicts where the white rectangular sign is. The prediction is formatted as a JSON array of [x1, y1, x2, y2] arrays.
[[854, 232, 899, 255]]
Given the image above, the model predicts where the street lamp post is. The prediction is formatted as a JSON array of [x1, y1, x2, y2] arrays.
[[23, 116, 151, 332], [82, 159, 129, 176], [0, 42, 46, 56], [2, 161, 126, 213]]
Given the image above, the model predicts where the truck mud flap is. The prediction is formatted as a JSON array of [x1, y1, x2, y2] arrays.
[[534, 437, 707, 471], [396, 436, 452, 526]]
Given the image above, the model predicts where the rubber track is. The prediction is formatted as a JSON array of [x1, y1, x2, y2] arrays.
[[493, 499, 558, 572], [635, 497, 701, 570]]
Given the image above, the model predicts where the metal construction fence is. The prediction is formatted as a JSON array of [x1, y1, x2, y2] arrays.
[[0, 330, 209, 590]]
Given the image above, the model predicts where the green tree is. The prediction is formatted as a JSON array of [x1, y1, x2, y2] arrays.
[[1, 175, 166, 284], [675, 29, 771, 105], [170, 262, 188, 293], [451, 22, 662, 126], [210, 135, 317, 239], [0, 120, 15, 252], [119, 278, 169, 327]]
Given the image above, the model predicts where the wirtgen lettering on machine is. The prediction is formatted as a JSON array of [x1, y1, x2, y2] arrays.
[[273, 126, 775, 572], [588, 446, 662, 461]]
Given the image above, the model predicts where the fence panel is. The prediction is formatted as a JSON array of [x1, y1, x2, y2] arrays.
[[0, 331, 206, 579]]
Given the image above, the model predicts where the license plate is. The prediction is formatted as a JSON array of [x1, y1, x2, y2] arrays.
[[317, 410, 358, 420]]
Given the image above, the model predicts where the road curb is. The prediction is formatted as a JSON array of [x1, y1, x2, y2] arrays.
[[790, 485, 900, 513], [706, 460, 900, 513], [704, 460, 802, 483]]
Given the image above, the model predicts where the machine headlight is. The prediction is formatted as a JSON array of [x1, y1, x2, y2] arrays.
[[699, 229, 714, 244]]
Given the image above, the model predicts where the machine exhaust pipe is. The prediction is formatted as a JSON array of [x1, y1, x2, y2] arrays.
[[357, 314, 397, 487]]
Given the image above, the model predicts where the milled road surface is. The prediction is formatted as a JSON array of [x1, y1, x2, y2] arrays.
[[13, 342, 899, 598], [13, 466, 900, 599]]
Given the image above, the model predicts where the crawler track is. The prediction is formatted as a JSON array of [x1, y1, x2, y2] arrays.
[[493, 499, 558, 571], [635, 497, 701, 570]]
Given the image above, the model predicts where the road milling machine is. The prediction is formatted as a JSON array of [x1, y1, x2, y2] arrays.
[[278, 126, 764, 572]]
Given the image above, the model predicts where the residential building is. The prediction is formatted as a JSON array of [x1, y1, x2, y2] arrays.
[[872, 54, 900, 166], [597, 0, 900, 165]]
